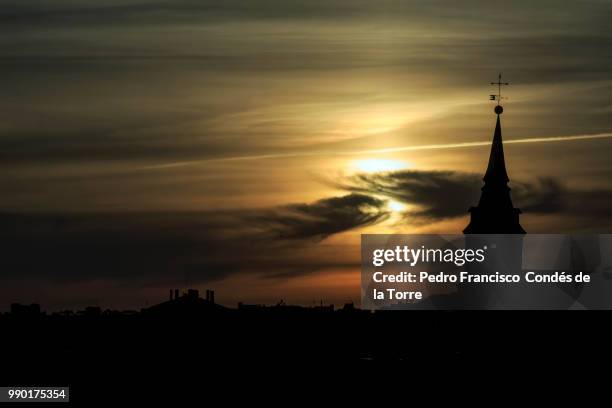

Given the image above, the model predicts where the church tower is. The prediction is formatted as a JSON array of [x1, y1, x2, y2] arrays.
[[463, 75, 525, 234]]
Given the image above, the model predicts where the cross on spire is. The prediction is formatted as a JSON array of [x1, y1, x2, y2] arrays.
[[490, 73, 509, 106]]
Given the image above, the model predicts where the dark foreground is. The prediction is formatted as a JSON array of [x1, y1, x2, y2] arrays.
[[2, 304, 609, 400], [0, 285, 607, 399]]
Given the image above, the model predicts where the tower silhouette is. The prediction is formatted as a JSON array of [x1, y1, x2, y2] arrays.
[[464, 75, 525, 234]]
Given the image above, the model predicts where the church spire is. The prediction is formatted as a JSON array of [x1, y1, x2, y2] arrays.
[[463, 74, 525, 234], [483, 114, 509, 184]]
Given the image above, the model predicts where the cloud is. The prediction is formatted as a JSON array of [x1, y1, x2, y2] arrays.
[[334, 170, 481, 221], [1, 169, 610, 311], [0, 193, 386, 283], [512, 177, 566, 214], [333, 169, 571, 223], [253, 193, 389, 240], [3, 0, 612, 176]]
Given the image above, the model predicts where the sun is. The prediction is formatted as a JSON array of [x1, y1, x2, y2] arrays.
[[388, 200, 406, 213], [352, 159, 409, 173]]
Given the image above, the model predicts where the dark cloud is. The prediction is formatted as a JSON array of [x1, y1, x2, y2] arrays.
[[565, 189, 612, 220], [334, 170, 573, 223], [3, 1, 612, 83], [253, 193, 389, 240], [334, 170, 481, 221], [0, 193, 385, 283], [2, 1, 609, 29], [512, 177, 566, 214]]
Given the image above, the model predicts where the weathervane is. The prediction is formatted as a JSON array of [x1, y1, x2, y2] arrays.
[[490, 73, 509, 114]]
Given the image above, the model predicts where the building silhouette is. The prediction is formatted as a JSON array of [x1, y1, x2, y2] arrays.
[[10, 303, 41, 316], [142, 288, 227, 316], [460, 96, 526, 308], [464, 103, 526, 234]]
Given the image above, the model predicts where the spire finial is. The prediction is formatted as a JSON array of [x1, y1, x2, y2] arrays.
[[490, 73, 509, 114]]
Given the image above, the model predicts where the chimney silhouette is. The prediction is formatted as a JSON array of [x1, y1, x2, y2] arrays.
[[174, 289, 179, 300], [210, 290, 215, 304]]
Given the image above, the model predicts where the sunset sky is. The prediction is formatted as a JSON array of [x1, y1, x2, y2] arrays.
[[2, 0, 612, 310]]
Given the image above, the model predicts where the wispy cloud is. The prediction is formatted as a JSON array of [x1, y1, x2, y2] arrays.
[[253, 193, 389, 239], [332, 170, 564, 222], [139, 132, 612, 170]]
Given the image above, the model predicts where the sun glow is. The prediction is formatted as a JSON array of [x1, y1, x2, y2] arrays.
[[388, 200, 406, 213], [352, 159, 409, 173]]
